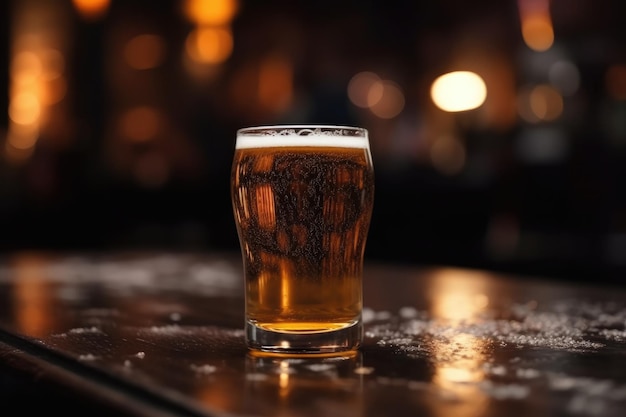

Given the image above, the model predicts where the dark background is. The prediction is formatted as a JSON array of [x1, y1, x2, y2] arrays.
[[2, 0, 626, 284]]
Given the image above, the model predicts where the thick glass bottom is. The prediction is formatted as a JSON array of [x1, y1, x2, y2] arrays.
[[246, 318, 362, 355]]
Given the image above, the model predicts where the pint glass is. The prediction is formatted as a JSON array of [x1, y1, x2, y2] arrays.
[[231, 125, 375, 354]]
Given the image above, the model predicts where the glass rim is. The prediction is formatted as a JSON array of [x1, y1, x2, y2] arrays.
[[235, 125, 369, 149], [236, 125, 367, 136]]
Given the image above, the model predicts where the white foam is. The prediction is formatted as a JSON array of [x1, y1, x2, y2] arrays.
[[236, 128, 370, 149]]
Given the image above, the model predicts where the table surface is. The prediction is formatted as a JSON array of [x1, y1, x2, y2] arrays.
[[1, 251, 626, 417]]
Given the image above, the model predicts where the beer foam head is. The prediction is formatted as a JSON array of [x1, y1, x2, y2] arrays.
[[236, 125, 369, 149]]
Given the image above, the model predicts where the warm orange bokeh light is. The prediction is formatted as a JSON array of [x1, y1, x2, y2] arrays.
[[183, 0, 238, 26], [518, 0, 554, 51], [11, 51, 42, 84], [9, 92, 40, 125], [518, 84, 563, 122], [72, 0, 110, 21], [529, 85, 563, 121], [368, 80, 405, 119], [185, 26, 233, 64], [521, 15, 554, 52], [347, 72, 404, 118], [348, 72, 381, 108]]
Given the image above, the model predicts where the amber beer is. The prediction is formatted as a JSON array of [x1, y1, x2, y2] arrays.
[[231, 126, 374, 354]]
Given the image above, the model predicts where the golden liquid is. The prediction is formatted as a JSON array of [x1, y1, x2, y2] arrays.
[[231, 146, 374, 333]]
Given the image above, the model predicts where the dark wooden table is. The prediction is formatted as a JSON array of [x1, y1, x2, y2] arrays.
[[1, 251, 626, 416]]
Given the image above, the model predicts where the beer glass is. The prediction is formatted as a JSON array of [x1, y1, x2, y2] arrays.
[[231, 125, 375, 354]]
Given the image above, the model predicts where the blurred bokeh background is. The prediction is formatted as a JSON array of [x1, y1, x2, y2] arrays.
[[1, 0, 626, 284]]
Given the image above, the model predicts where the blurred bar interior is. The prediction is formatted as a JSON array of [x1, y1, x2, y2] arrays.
[[1, 0, 626, 284]]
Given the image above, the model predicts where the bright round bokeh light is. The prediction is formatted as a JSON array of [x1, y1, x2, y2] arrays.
[[430, 71, 487, 112]]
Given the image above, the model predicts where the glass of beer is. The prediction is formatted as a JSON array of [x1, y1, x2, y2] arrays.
[[231, 125, 375, 354]]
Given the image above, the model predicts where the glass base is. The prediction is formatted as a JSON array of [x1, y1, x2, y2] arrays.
[[246, 319, 362, 355]]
